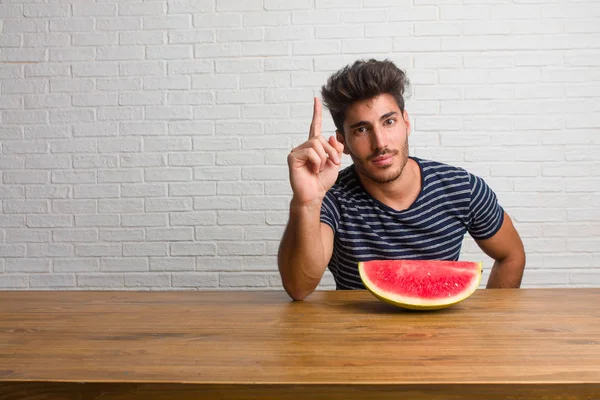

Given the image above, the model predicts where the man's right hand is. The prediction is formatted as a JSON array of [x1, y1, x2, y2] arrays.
[[287, 97, 344, 205]]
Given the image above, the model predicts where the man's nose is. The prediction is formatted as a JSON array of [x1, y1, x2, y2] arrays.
[[371, 125, 388, 150]]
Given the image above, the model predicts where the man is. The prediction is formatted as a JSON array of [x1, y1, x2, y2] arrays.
[[278, 59, 525, 301]]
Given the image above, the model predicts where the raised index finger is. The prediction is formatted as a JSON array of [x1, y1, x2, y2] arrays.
[[308, 97, 322, 139]]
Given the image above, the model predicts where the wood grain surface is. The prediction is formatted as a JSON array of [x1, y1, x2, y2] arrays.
[[0, 288, 599, 399]]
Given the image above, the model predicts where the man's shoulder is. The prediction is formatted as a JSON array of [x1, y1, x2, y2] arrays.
[[415, 157, 472, 183]]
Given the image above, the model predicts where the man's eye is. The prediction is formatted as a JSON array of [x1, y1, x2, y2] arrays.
[[384, 118, 395, 126], [355, 127, 367, 134]]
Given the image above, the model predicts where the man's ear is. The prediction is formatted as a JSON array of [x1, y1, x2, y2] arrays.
[[336, 130, 349, 155], [403, 110, 411, 137]]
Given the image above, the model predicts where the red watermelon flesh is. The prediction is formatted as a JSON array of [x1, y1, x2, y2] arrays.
[[358, 259, 482, 310]]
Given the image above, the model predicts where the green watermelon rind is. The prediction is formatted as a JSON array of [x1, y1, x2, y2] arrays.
[[358, 260, 483, 310]]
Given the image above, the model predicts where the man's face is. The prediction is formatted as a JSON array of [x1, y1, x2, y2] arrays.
[[336, 93, 411, 185]]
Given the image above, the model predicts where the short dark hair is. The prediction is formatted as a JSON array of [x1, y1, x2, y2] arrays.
[[320, 59, 410, 134]]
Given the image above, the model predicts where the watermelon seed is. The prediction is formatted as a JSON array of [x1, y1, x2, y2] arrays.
[[455, 283, 458, 287]]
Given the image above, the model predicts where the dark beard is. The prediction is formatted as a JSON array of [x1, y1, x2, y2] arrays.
[[351, 137, 409, 185]]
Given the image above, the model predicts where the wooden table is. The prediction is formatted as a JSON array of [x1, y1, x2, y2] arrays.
[[0, 289, 599, 400]]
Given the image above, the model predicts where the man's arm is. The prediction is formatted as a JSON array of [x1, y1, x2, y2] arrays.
[[474, 212, 526, 288], [278, 200, 334, 301]]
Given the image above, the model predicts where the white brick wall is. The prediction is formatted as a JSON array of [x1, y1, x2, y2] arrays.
[[1, 1, 599, 290]]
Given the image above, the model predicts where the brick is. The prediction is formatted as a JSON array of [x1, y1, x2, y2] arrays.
[[53, 229, 97, 242], [197, 257, 243, 272], [54, 258, 99, 273], [172, 273, 218, 287], [120, 2, 165, 16], [31, 274, 75, 288], [146, 45, 192, 60], [73, 3, 116, 17], [123, 243, 168, 257], [6, 229, 50, 243], [98, 105, 143, 120], [0, 216, 26, 228], [77, 274, 124, 288], [99, 229, 144, 242], [0, 185, 23, 201], [99, 199, 144, 213], [50, 78, 94, 93], [144, 106, 192, 120], [120, 61, 165, 76], [24, 94, 70, 109], [242, 196, 289, 211], [169, 153, 215, 167], [28, 243, 73, 257], [0, 244, 26, 257], [194, 196, 240, 210], [194, 105, 241, 119], [168, 60, 213, 75], [52, 170, 96, 184], [193, 74, 239, 89], [73, 155, 119, 169], [98, 169, 143, 183], [71, 32, 117, 46], [52, 200, 96, 214], [76, 244, 121, 257], [120, 121, 167, 136], [217, 0, 262, 11], [243, 256, 277, 272], [169, 182, 216, 196], [169, 30, 214, 44], [170, 212, 216, 226], [23, 33, 69, 47], [51, 109, 94, 123], [7, 259, 51, 274], [121, 213, 167, 227], [143, 15, 192, 30], [145, 197, 192, 212], [150, 257, 194, 271], [100, 258, 148, 272], [50, 18, 94, 32], [0, 275, 28, 289], [168, 121, 214, 136], [50, 140, 97, 153], [218, 242, 265, 256], [244, 226, 284, 240], [144, 77, 190, 90], [194, 138, 240, 151], [26, 215, 72, 228], [196, 226, 243, 241], [265, 58, 311, 71], [0, 128, 24, 140], [293, 40, 340, 56], [3, 110, 47, 124], [3, 141, 48, 154], [122, 184, 167, 198], [242, 42, 290, 57], [121, 154, 164, 168], [120, 31, 164, 45], [219, 273, 268, 287], [98, 46, 145, 61], [194, 167, 240, 180], [4, 200, 48, 214], [146, 227, 194, 241], [125, 273, 170, 287], [171, 243, 216, 256], [72, 94, 118, 106], [24, 4, 69, 17], [218, 211, 264, 225], [49, 48, 95, 62], [75, 215, 120, 228]]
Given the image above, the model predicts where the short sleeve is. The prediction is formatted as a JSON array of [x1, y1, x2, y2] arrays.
[[467, 173, 504, 240], [320, 190, 341, 233]]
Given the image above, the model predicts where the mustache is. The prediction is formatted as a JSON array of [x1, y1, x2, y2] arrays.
[[367, 148, 398, 161]]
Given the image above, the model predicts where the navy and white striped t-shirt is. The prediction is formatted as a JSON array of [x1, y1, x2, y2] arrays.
[[320, 157, 504, 290]]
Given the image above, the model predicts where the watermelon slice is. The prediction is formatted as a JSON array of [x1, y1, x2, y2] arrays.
[[358, 259, 482, 310]]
